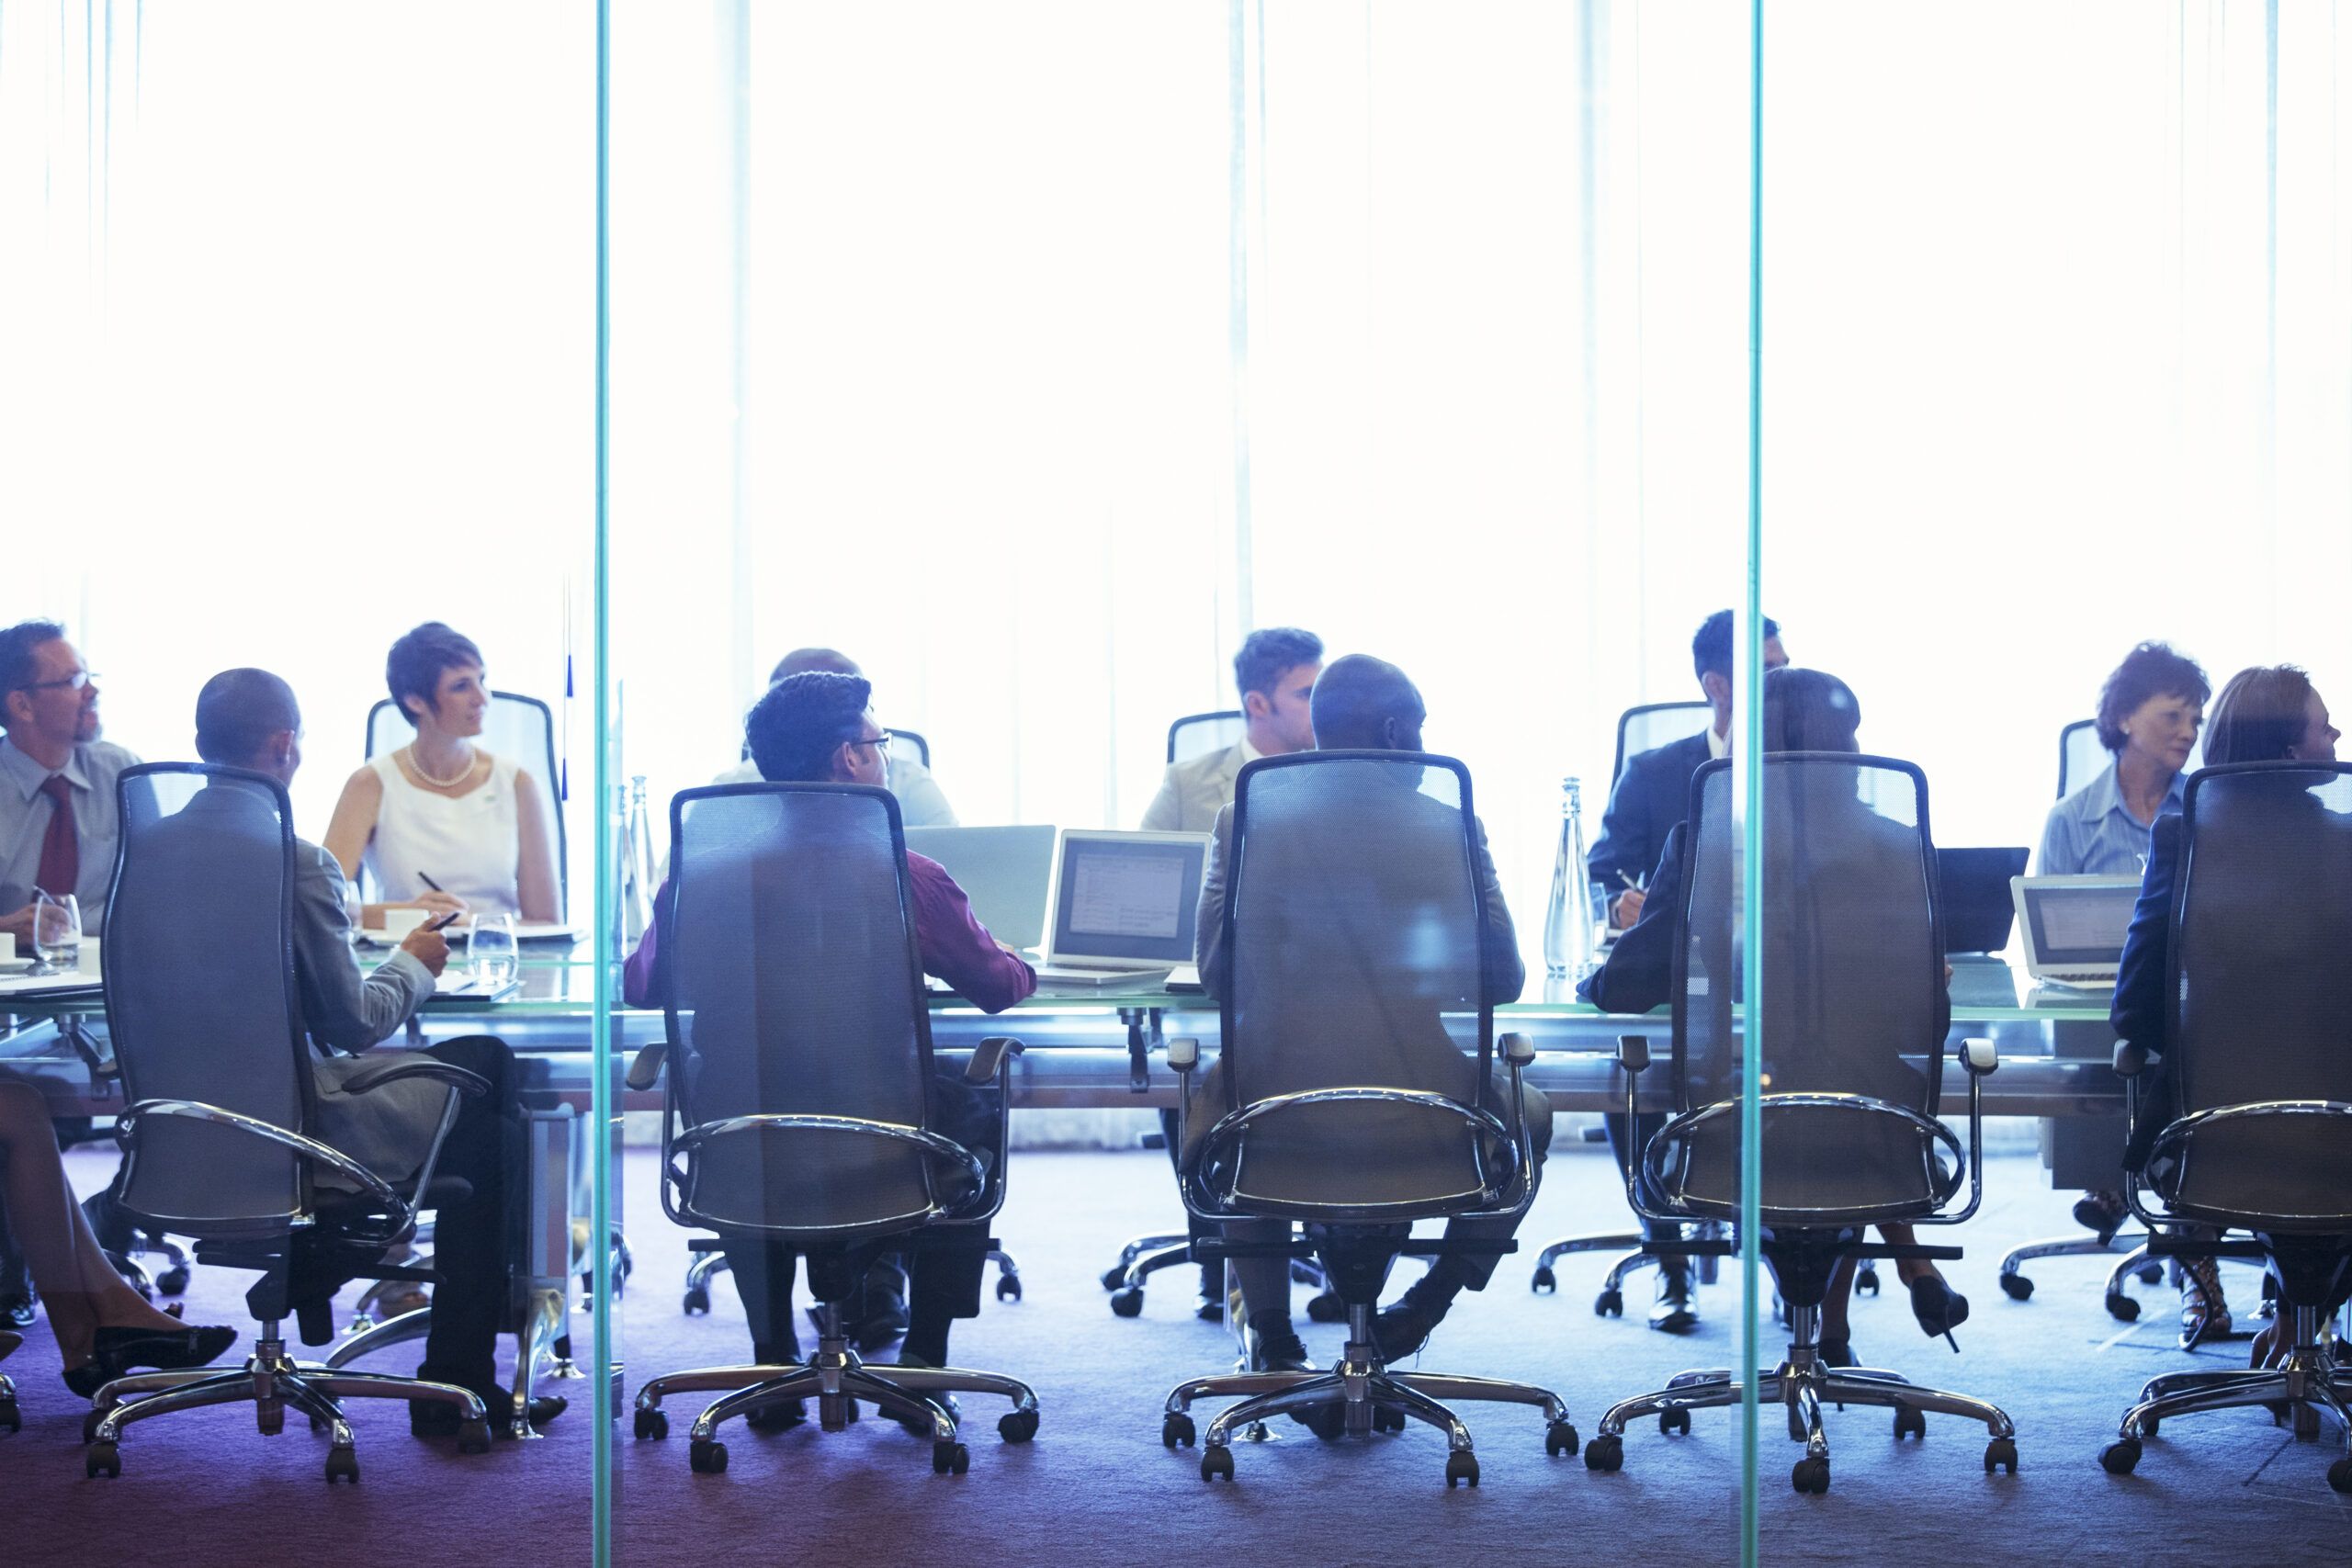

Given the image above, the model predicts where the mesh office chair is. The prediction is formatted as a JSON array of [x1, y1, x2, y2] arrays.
[[1159, 751, 1574, 1486], [2058, 718, 2105, 799], [365, 691, 567, 919], [1168, 710, 1246, 766], [2099, 762, 2352, 1492], [1530, 695, 1727, 1310], [629, 783, 1037, 1475], [1583, 754, 2015, 1494], [1612, 700, 1713, 784], [85, 764, 494, 1482]]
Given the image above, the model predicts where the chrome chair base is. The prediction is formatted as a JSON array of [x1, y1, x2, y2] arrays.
[[1164, 1308, 1575, 1486], [0, 1371, 17, 1434], [1589, 1305, 2016, 1494], [85, 1325, 491, 1481], [635, 1308, 1039, 1473], [2103, 1305, 2352, 1492], [1530, 1222, 1726, 1303], [322, 1283, 573, 1438]]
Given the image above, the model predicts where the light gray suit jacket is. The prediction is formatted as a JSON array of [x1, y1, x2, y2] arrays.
[[1140, 743, 1247, 833]]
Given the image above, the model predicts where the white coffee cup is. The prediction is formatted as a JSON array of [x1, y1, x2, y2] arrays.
[[0, 932, 14, 962], [380, 908, 431, 942]]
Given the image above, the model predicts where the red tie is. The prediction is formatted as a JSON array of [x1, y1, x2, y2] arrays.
[[36, 773, 78, 901]]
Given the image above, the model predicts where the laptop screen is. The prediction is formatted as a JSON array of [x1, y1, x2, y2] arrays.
[[1049, 831, 1208, 965], [2021, 879, 2139, 967], [905, 825, 1057, 951]]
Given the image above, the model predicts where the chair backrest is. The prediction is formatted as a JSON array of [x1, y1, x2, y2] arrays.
[[1614, 701, 1713, 784], [1674, 753, 1945, 1210], [1169, 710, 1246, 766], [1214, 750, 1498, 1210], [105, 763, 313, 1233], [2165, 762, 2352, 1214], [2058, 719, 2107, 799], [662, 782, 940, 1235], [366, 691, 567, 918], [891, 728, 932, 768]]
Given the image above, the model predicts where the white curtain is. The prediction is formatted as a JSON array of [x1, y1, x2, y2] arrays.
[[0, 2, 594, 888]]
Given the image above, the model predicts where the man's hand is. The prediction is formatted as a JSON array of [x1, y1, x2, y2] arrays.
[[398, 927, 451, 977], [0, 904, 33, 942], [1611, 888, 1645, 929]]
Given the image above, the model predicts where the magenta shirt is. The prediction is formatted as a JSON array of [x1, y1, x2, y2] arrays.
[[622, 850, 1036, 1014]]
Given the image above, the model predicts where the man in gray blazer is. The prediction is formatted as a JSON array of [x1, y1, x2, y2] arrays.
[[188, 669, 560, 1435], [1141, 626, 1323, 832]]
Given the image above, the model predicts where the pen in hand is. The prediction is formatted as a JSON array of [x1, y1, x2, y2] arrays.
[[418, 873, 445, 894], [424, 910, 465, 933]]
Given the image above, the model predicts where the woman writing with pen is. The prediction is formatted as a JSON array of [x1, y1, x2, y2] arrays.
[[324, 622, 560, 926]]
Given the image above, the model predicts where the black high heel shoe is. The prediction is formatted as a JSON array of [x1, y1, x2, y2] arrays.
[[62, 1324, 238, 1397], [1907, 1274, 1970, 1352]]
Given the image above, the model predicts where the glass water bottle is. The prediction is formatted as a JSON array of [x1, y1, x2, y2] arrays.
[[1543, 776, 1595, 976]]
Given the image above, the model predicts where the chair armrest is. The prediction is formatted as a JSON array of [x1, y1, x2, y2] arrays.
[[1617, 1033, 1651, 1074], [334, 1057, 491, 1100], [964, 1035, 1024, 1085], [2112, 1040, 2151, 1078], [64, 1020, 118, 1081], [1960, 1038, 1998, 1076], [627, 1042, 670, 1092], [117, 1098, 409, 1219], [1499, 1032, 1535, 1068], [1166, 1036, 1199, 1073]]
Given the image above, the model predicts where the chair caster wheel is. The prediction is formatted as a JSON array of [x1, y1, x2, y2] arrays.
[[1856, 1264, 1880, 1297], [1659, 1408, 1690, 1438], [1304, 1291, 1346, 1325], [1999, 1273, 2033, 1301], [1445, 1450, 1479, 1488], [1792, 1456, 1830, 1494], [1594, 1289, 1623, 1319], [2099, 1438, 2141, 1474], [1200, 1445, 1235, 1481], [325, 1447, 360, 1484], [1099, 1264, 1128, 1292], [1531, 1265, 1556, 1295], [1894, 1404, 1927, 1441], [682, 1287, 709, 1316], [2328, 1457, 2352, 1494], [1109, 1288, 1145, 1318], [1162, 1413, 1195, 1449], [1373, 1405, 1408, 1435], [2136, 1262, 2165, 1285], [1984, 1436, 2018, 1474], [2106, 1292, 2140, 1322], [996, 1276, 1022, 1303], [689, 1439, 729, 1474], [635, 1408, 668, 1440], [457, 1418, 492, 1454], [998, 1409, 1038, 1443], [86, 1441, 121, 1478], [1584, 1433, 1623, 1472], [1546, 1419, 1580, 1456], [932, 1440, 969, 1474], [155, 1266, 191, 1296]]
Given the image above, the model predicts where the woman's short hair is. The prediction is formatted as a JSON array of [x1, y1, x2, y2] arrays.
[[745, 671, 872, 783], [2201, 664, 2316, 767], [2095, 642, 2209, 753], [1761, 666, 1861, 754], [386, 622, 484, 727]]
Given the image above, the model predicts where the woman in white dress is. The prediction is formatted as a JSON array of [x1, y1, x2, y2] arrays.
[[325, 621, 560, 927]]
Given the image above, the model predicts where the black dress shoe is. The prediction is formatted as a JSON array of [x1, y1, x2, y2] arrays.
[[411, 1393, 570, 1438], [62, 1324, 239, 1397], [1649, 1265, 1700, 1335], [0, 1292, 34, 1331], [745, 1396, 807, 1432]]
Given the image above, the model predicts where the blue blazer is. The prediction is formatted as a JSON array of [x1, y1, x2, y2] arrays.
[[1578, 821, 1687, 1015], [2110, 812, 2179, 1170], [1588, 730, 1713, 901]]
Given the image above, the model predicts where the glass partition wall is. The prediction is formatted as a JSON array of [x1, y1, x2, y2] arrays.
[[0, 2, 597, 1554]]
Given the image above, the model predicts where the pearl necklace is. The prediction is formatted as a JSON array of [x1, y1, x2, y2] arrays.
[[406, 743, 480, 788]]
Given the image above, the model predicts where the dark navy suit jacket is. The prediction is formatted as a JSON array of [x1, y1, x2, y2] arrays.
[[1588, 730, 1713, 903], [2111, 812, 2183, 1170]]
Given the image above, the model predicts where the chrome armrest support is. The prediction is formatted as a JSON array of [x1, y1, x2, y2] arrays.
[[662, 1112, 989, 1235], [1177, 1085, 1522, 1224], [1615, 1035, 1666, 1224], [334, 1057, 491, 1100], [2127, 1100, 2352, 1232], [114, 1097, 415, 1239], [1634, 1091, 1974, 1225]]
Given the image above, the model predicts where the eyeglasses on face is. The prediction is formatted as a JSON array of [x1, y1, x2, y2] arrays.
[[848, 731, 893, 754], [18, 670, 95, 694]]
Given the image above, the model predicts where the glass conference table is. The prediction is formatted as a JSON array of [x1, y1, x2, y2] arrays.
[[0, 946, 2124, 1121]]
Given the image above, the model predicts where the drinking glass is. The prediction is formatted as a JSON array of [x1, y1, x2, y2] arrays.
[[470, 912, 519, 989], [29, 892, 81, 976]]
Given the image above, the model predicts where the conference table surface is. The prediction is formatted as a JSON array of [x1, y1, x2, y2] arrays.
[[0, 945, 2125, 1118]]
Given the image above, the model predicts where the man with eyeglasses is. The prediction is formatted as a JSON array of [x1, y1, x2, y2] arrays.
[[710, 648, 956, 827], [0, 620, 141, 942]]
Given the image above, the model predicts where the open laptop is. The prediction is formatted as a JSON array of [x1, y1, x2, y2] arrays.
[[1029, 829, 1210, 990], [905, 824, 1057, 952], [1938, 847, 2029, 955], [2010, 874, 2141, 990]]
